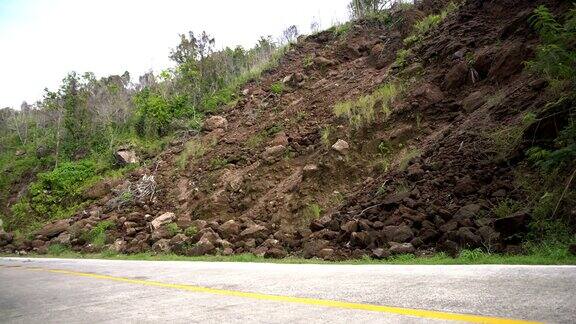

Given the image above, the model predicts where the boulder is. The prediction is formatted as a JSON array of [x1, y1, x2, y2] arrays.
[[331, 139, 349, 154], [219, 220, 241, 238], [494, 211, 529, 238], [240, 224, 267, 239], [110, 239, 127, 253], [462, 91, 486, 113], [388, 242, 415, 255], [457, 227, 481, 247], [38, 220, 69, 238], [454, 204, 481, 219], [187, 240, 215, 256], [371, 248, 390, 259], [317, 248, 335, 260], [302, 239, 330, 258], [382, 225, 414, 243], [55, 232, 71, 245], [264, 247, 287, 259], [151, 212, 175, 230], [114, 149, 139, 166], [203, 116, 228, 131], [444, 61, 469, 90], [152, 239, 171, 253]]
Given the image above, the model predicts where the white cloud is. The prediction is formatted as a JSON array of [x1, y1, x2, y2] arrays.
[[0, 0, 350, 109]]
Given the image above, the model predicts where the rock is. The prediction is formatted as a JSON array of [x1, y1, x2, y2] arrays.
[[457, 227, 481, 247], [242, 88, 250, 96], [110, 239, 127, 253], [203, 115, 228, 131], [412, 83, 444, 108], [114, 149, 139, 165], [219, 220, 241, 238], [313, 56, 336, 68], [371, 248, 390, 259], [150, 212, 175, 230], [331, 139, 349, 154], [529, 78, 548, 90], [55, 232, 71, 245], [350, 231, 371, 247], [262, 145, 286, 163], [187, 240, 215, 256], [264, 247, 287, 259], [269, 132, 289, 146], [317, 248, 335, 260], [198, 229, 221, 245], [438, 240, 460, 258], [454, 176, 477, 196], [340, 220, 358, 233], [222, 247, 234, 256], [0, 232, 14, 247], [494, 211, 529, 238], [462, 91, 486, 113], [170, 234, 188, 247], [382, 225, 414, 243], [488, 41, 525, 81], [382, 192, 410, 211], [454, 204, 481, 219], [444, 61, 469, 90], [368, 43, 387, 69], [152, 239, 171, 253], [302, 164, 319, 179], [31, 239, 45, 248], [492, 189, 507, 198], [388, 242, 415, 255], [240, 224, 267, 239], [410, 237, 424, 248], [303, 239, 329, 258], [38, 220, 69, 238]]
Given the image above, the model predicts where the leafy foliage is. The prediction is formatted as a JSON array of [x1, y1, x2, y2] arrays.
[[526, 5, 576, 88]]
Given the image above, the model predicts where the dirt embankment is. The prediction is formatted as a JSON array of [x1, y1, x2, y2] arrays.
[[1, 0, 571, 260]]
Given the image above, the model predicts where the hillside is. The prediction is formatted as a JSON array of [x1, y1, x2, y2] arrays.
[[1, 0, 575, 260]]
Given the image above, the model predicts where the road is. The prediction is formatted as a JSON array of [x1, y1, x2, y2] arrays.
[[0, 258, 574, 323]]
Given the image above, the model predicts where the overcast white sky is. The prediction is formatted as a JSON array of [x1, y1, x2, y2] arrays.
[[0, 0, 350, 109]]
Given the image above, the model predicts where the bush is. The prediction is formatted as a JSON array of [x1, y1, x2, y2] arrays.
[[526, 5, 576, 88], [84, 220, 115, 246], [134, 89, 193, 137]]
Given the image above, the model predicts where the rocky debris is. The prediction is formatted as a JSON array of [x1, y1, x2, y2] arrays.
[[444, 61, 469, 90], [38, 220, 69, 238], [150, 212, 175, 230], [152, 239, 171, 253], [313, 56, 336, 68], [240, 224, 267, 239], [262, 145, 286, 163], [388, 242, 415, 255], [264, 247, 287, 259], [219, 220, 241, 239], [382, 225, 414, 243], [371, 248, 390, 259], [462, 90, 486, 113], [203, 115, 228, 131], [115, 148, 139, 165], [494, 212, 529, 239], [331, 139, 349, 154], [282, 73, 305, 87], [317, 248, 335, 260]]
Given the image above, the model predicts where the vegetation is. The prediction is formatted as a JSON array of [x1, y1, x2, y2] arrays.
[[83, 221, 115, 247], [0, 29, 288, 234], [333, 82, 399, 129]]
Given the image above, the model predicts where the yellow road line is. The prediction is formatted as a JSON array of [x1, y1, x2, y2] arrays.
[[0, 264, 540, 324]]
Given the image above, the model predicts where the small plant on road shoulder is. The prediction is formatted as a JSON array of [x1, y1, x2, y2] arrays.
[[47, 243, 70, 256]]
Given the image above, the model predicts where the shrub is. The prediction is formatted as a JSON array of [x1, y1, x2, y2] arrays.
[[184, 225, 197, 237], [526, 5, 576, 88], [394, 49, 411, 68], [166, 223, 181, 236], [487, 112, 536, 161], [84, 220, 115, 247], [134, 89, 193, 137]]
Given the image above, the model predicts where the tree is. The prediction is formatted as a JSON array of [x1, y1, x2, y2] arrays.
[[348, 0, 394, 19]]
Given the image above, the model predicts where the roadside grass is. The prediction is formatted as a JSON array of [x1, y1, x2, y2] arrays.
[[4, 244, 575, 265]]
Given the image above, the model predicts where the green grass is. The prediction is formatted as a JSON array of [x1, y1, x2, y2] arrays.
[[333, 82, 399, 129], [176, 139, 206, 169], [270, 82, 284, 95], [5, 244, 575, 265]]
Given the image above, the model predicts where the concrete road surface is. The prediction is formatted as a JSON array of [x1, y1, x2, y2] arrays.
[[0, 257, 574, 323]]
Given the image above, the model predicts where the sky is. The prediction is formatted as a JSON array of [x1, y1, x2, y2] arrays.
[[0, 0, 350, 109]]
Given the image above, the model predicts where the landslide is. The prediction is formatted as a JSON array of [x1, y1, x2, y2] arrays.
[[2, 0, 574, 259]]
